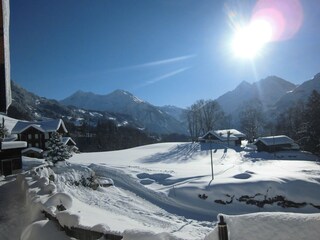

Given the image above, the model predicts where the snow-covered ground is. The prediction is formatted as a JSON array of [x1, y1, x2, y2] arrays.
[[1, 142, 320, 239]]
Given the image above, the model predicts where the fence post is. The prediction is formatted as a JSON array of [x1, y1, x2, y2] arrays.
[[218, 215, 228, 240]]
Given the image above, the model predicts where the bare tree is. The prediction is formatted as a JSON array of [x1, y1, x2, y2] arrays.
[[187, 101, 203, 141], [239, 101, 264, 141], [186, 99, 225, 140], [200, 100, 224, 133]]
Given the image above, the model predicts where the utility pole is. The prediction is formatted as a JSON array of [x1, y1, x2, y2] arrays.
[[208, 134, 214, 180]]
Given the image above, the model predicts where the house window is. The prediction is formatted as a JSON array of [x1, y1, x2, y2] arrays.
[[35, 134, 39, 139], [28, 143, 32, 148], [45, 132, 49, 139], [35, 143, 39, 148], [28, 134, 32, 140]]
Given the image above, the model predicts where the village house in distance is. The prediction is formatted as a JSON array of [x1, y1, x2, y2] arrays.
[[253, 135, 300, 152], [198, 129, 246, 146], [11, 119, 78, 158]]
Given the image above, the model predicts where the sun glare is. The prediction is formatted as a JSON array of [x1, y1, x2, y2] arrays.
[[232, 19, 273, 59]]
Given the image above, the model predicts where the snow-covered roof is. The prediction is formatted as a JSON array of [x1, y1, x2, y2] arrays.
[[61, 137, 76, 146], [200, 129, 245, 141], [11, 119, 67, 134], [21, 147, 44, 154], [215, 129, 246, 138], [1, 141, 27, 150], [255, 135, 294, 146]]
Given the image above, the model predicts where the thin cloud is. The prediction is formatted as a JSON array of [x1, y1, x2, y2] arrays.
[[110, 54, 196, 72], [142, 66, 191, 87]]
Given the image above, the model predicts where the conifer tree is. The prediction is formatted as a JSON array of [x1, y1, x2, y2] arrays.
[[45, 132, 72, 164], [305, 90, 320, 153]]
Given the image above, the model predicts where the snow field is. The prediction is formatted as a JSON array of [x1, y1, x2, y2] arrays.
[[2, 142, 320, 239]]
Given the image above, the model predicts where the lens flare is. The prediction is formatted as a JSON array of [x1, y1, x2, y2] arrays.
[[227, 0, 304, 59], [252, 0, 303, 41]]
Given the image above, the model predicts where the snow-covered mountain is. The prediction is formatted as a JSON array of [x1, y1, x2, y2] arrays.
[[8, 82, 142, 129], [61, 90, 188, 134], [216, 76, 296, 115], [158, 105, 187, 122], [274, 73, 320, 110]]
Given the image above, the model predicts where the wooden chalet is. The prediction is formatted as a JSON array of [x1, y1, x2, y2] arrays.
[[253, 135, 300, 152], [11, 119, 77, 157], [199, 129, 246, 146]]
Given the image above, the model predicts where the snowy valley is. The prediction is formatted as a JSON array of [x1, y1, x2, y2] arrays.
[[2, 141, 320, 239]]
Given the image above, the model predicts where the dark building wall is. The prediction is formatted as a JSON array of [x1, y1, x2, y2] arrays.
[[255, 140, 293, 152], [0, 147, 23, 176], [19, 127, 46, 149]]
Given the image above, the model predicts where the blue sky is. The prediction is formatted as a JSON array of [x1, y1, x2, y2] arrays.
[[10, 0, 320, 108]]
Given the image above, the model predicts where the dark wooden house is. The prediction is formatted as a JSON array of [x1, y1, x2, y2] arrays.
[[11, 119, 75, 155], [199, 129, 246, 146], [0, 141, 27, 176], [254, 135, 300, 152]]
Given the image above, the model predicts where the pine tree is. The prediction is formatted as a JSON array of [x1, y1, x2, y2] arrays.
[[305, 90, 320, 153], [45, 132, 72, 164]]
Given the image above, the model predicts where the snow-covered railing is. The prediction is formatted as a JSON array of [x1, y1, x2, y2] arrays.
[[42, 210, 123, 240], [18, 167, 124, 240]]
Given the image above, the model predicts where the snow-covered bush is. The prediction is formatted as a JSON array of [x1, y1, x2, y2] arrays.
[[45, 132, 72, 164]]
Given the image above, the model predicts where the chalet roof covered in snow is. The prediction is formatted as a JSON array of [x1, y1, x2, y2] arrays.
[[255, 135, 294, 146], [215, 129, 246, 138], [200, 129, 245, 141], [61, 137, 76, 146], [21, 147, 44, 154], [11, 119, 67, 134]]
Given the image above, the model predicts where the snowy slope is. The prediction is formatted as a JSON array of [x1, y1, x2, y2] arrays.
[[62, 142, 320, 238], [2, 142, 320, 239]]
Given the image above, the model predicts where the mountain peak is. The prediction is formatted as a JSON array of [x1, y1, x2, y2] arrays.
[[312, 72, 320, 81], [108, 89, 144, 104]]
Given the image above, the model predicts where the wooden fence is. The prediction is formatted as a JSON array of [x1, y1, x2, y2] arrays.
[[43, 211, 123, 240]]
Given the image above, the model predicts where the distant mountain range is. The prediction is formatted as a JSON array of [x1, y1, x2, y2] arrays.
[[8, 82, 144, 131], [60, 89, 188, 134], [8, 83, 188, 135], [218, 73, 320, 122], [216, 76, 296, 116], [8, 72, 320, 137]]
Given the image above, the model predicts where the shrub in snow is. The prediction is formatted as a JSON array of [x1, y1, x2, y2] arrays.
[[73, 171, 99, 190], [98, 177, 114, 187], [49, 174, 55, 182], [45, 132, 72, 164]]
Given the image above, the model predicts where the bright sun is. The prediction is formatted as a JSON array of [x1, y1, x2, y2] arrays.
[[232, 19, 273, 59]]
